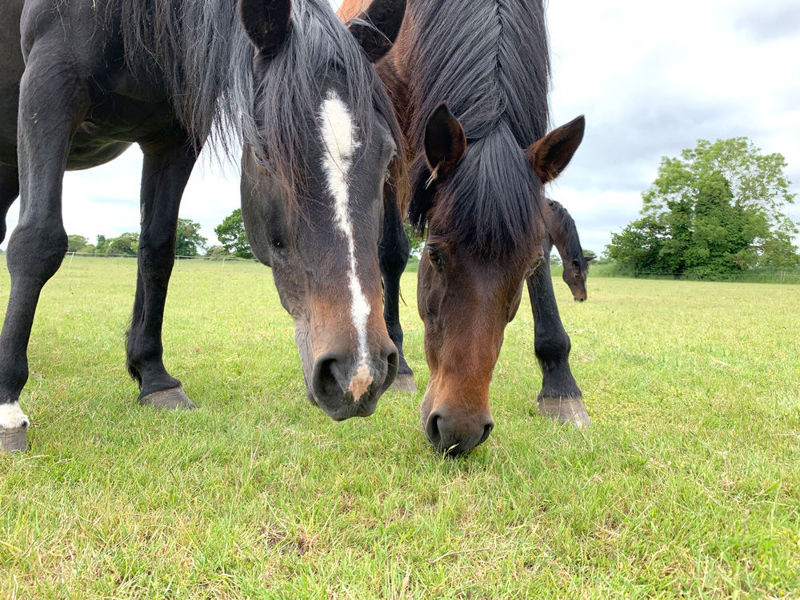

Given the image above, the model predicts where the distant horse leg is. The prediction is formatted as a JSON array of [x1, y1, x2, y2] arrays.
[[0, 166, 19, 244], [527, 260, 591, 426], [126, 133, 199, 410], [0, 51, 85, 451], [379, 188, 416, 392]]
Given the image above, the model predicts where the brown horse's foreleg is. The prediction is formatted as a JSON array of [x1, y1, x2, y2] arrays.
[[379, 187, 416, 393], [125, 132, 199, 410], [527, 260, 591, 426], [0, 45, 88, 451]]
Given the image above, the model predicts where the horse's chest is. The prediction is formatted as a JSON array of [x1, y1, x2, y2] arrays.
[[84, 92, 175, 142]]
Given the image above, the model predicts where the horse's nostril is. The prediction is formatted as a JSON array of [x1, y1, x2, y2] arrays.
[[312, 355, 346, 400], [426, 413, 442, 446], [481, 421, 494, 443], [383, 346, 399, 388]]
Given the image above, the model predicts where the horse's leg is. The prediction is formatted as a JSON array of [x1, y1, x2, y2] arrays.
[[126, 133, 199, 409], [379, 189, 416, 392], [527, 259, 591, 426], [0, 166, 19, 244], [0, 51, 86, 452]]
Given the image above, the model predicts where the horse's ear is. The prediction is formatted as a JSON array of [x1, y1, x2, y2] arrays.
[[526, 115, 585, 184], [239, 0, 292, 57], [584, 254, 596, 263], [424, 103, 466, 183], [347, 0, 406, 62]]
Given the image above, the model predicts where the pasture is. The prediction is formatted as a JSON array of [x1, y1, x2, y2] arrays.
[[1, 256, 799, 598]]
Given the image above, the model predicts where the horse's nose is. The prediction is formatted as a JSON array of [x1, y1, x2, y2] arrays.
[[310, 344, 398, 420], [425, 408, 494, 456]]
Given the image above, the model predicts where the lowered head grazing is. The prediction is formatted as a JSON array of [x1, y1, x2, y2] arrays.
[[413, 105, 585, 455], [238, 0, 406, 420]]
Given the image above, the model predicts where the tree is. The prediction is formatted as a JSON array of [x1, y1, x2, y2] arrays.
[[607, 138, 798, 277], [175, 218, 207, 257], [403, 222, 424, 259], [107, 233, 139, 256], [205, 245, 231, 258], [67, 235, 88, 253], [95, 235, 110, 255], [215, 209, 253, 259]]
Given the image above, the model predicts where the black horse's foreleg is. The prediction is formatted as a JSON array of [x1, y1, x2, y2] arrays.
[[126, 133, 199, 410], [0, 166, 19, 244], [379, 189, 416, 392], [0, 50, 86, 451], [527, 260, 591, 426]]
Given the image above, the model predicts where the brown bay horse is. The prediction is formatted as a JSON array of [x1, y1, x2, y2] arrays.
[[340, 0, 591, 455], [0, 0, 407, 451], [543, 199, 594, 302]]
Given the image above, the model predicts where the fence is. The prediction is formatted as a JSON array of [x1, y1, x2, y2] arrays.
[[64, 251, 257, 265], [588, 263, 800, 284]]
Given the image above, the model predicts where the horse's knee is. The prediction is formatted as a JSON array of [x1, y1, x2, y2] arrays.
[[138, 232, 176, 275], [535, 330, 571, 364], [6, 223, 67, 282]]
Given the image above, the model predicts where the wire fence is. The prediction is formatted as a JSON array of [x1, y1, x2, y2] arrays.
[[588, 264, 800, 284], [4, 252, 798, 284], [63, 251, 257, 264]]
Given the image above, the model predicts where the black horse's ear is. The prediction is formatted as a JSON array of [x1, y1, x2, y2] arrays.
[[525, 115, 585, 184], [585, 254, 596, 263], [347, 0, 406, 62], [424, 103, 466, 183], [239, 0, 292, 57]]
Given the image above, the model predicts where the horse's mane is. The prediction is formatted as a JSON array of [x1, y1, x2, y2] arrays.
[[546, 199, 585, 263], [114, 0, 403, 198], [406, 0, 551, 258]]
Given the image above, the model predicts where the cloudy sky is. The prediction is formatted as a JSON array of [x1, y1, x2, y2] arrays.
[[3, 0, 799, 255]]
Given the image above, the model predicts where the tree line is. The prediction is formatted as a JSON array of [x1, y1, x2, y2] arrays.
[[67, 213, 254, 259], [59, 136, 800, 278]]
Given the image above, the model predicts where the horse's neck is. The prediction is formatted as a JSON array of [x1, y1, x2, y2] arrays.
[[542, 202, 568, 261], [337, 0, 415, 147]]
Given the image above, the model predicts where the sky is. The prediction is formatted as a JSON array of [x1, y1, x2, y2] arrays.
[[3, 0, 799, 255]]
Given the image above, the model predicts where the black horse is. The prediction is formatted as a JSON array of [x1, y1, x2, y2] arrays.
[[0, 0, 407, 452]]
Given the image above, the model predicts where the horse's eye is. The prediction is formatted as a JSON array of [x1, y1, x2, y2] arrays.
[[384, 152, 398, 180], [427, 245, 445, 270], [272, 238, 284, 249]]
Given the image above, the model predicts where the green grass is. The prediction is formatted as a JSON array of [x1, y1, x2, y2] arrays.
[[1, 256, 799, 599]]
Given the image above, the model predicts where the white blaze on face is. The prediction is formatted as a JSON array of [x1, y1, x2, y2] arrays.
[[318, 90, 374, 400], [0, 402, 29, 429]]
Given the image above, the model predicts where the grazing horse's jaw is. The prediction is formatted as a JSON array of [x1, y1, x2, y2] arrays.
[[318, 91, 374, 401]]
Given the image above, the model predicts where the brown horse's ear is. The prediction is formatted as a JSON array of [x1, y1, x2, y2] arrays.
[[584, 254, 596, 263], [239, 0, 292, 57], [347, 0, 406, 62], [526, 115, 585, 183], [424, 103, 466, 183]]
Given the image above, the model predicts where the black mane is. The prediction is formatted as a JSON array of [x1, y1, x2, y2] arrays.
[[407, 0, 551, 257], [547, 199, 584, 262], [115, 0, 402, 196]]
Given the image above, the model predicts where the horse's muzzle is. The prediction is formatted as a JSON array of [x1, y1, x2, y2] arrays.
[[309, 344, 398, 420]]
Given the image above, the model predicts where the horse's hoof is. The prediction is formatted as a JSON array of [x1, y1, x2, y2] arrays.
[[538, 396, 591, 428], [139, 387, 196, 410], [0, 426, 28, 453], [391, 373, 417, 393]]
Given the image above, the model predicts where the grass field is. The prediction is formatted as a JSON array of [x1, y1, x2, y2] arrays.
[[1, 256, 799, 599]]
